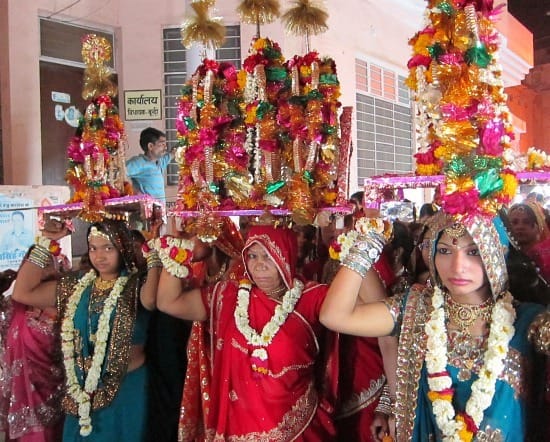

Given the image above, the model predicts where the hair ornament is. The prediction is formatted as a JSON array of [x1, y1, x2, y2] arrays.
[[88, 226, 111, 242]]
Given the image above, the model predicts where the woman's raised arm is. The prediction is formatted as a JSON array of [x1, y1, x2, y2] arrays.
[[12, 254, 57, 309], [320, 266, 394, 337], [320, 226, 396, 336], [11, 223, 70, 309], [156, 268, 207, 321]]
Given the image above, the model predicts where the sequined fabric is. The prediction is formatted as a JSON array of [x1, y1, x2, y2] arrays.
[[56, 271, 140, 414], [0, 300, 64, 439]]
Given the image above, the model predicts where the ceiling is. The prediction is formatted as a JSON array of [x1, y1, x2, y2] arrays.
[[508, 0, 550, 64]]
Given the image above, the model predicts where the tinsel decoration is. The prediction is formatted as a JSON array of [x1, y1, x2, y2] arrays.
[[81, 34, 117, 101], [281, 0, 328, 51], [406, 1, 517, 219], [180, 0, 226, 50], [237, 0, 280, 36], [66, 35, 133, 222]]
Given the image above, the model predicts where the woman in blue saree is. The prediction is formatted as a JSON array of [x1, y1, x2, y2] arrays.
[[320, 212, 545, 441], [12, 219, 159, 441]]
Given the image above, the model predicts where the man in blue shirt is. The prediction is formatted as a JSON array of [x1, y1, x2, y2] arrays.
[[126, 127, 174, 203]]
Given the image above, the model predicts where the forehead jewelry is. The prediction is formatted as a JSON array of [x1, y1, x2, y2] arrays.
[[88, 226, 110, 242], [444, 223, 467, 245]]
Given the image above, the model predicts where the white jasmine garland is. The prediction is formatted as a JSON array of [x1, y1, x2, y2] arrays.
[[149, 236, 194, 278], [424, 286, 515, 441], [333, 230, 359, 261], [234, 278, 304, 347], [61, 269, 129, 436]]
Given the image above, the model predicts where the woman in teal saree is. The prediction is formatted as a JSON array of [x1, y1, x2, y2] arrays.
[[320, 212, 545, 441], [12, 219, 159, 441]]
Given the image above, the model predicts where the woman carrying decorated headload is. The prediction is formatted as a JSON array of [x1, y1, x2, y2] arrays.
[[11, 218, 160, 441], [157, 223, 339, 441], [320, 210, 546, 441]]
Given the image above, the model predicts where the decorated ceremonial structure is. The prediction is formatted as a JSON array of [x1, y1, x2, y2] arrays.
[[39, 1, 550, 239], [40, 34, 158, 225], [171, 0, 353, 234], [364, 0, 550, 213], [40, 0, 354, 233]]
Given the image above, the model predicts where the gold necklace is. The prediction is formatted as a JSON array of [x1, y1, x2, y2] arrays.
[[94, 277, 117, 291], [266, 285, 286, 299], [445, 294, 494, 334]]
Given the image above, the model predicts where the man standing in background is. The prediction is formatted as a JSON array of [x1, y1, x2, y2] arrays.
[[126, 127, 174, 203]]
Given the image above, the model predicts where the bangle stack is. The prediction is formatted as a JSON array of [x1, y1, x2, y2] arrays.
[[27, 246, 52, 269], [375, 384, 395, 417], [141, 240, 162, 270], [27, 237, 61, 269], [341, 231, 385, 278]]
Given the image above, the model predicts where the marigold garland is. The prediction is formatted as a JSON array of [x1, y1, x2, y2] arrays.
[[148, 236, 195, 278]]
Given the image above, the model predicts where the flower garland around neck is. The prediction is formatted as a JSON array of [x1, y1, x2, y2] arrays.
[[148, 235, 194, 278], [425, 286, 515, 441], [234, 278, 304, 376], [60, 269, 129, 436]]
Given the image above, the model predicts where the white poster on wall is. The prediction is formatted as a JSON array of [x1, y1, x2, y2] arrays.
[[0, 186, 71, 271]]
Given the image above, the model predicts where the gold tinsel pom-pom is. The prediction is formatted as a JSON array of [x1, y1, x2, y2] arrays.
[[181, 0, 226, 50], [81, 34, 117, 100], [237, 0, 280, 25], [282, 0, 328, 36]]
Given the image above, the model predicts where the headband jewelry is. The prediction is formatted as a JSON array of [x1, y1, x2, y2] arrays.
[[88, 226, 111, 242], [444, 223, 467, 245]]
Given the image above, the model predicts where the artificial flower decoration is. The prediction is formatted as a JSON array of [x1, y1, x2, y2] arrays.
[[66, 35, 133, 222], [172, 7, 351, 218], [407, 1, 517, 219]]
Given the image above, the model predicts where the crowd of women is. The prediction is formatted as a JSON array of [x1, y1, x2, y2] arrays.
[[0, 192, 548, 441]]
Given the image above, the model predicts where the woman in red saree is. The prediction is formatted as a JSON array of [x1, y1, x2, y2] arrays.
[[158, 224, 338, 441]]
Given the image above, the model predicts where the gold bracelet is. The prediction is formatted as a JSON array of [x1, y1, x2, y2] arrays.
[[27, 245, 52, 269]]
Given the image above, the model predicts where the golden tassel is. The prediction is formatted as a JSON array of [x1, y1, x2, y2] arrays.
[[180, 0, 226, 50], [281, 0, 328, 36], [237, 0, 280, 25]]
